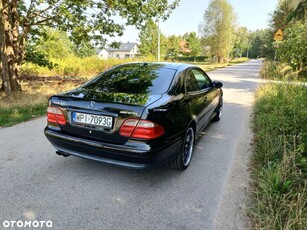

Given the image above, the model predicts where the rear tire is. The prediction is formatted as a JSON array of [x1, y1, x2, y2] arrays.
[[212, 96, 223, 122], [168, 127, 195, 170]]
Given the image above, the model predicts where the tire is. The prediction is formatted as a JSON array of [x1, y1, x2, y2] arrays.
[[212, 96, 223, 122], [168, 127, 195, 170]]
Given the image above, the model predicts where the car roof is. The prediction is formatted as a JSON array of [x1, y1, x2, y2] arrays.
[[113, 62, 196, 72]]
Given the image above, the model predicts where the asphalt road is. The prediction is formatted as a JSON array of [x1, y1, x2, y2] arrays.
[[0, 60, 262, 230]]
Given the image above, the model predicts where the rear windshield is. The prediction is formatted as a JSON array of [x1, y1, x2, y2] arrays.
[[81, 64, 176, 94]]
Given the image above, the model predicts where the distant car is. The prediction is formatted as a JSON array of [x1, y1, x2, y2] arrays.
[[44, 62, 223, 170]]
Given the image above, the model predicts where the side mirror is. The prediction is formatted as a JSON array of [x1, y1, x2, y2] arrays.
[[213, 81, 223, 88]]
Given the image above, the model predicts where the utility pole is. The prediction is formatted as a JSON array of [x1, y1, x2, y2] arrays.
[[157, 17, 160, 62]]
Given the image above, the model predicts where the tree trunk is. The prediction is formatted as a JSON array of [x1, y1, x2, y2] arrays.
[[0, 0, 4, 91], [0, 0, 22, 95], [0, 54, 3, 91], [0, 24, 2, 92], [11, 0, 20, 81], [1, 0, 11, 95], [217, 55, 221, 63], [0, 1, 2, 91], [18, 27, 28, 66], [7, 0, 21, 91]]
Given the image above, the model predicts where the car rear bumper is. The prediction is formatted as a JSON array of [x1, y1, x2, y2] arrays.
[[44, 128, 182, 169]]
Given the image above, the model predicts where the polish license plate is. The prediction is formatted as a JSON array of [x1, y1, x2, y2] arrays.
[[72, 112, 113, 128]]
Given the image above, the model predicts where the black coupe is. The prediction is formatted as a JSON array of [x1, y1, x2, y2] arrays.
[[44, 62, 223, 170]]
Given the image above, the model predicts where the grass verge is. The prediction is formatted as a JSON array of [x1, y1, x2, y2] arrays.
[[251, 83, 307, 229], [0, 81, 78, 128], [260, 60, 307, 81]]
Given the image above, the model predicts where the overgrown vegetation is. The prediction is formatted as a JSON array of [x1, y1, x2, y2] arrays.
[[0, 81, 78, 127], [21, 57, 130, 78], [246, 1, 307, 228], [199, 0, 236, 63], [278, 22, 307, 75], [1, 57, 149, 127], [251, 83, 307, 229], [20, 55, 249, 79], [260, 61, 301, 81]]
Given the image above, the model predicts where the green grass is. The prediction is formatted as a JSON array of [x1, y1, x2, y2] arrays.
[[198, 58, 249, 72], [198, 62, 230, 72], [260, 60, 307, 81], [251, 83, 307, 229], [0, 103, 46, 127], [0, 81, 78, 128]]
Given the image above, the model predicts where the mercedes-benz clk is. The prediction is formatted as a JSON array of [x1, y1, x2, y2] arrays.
[[44, 62, 223, 170]]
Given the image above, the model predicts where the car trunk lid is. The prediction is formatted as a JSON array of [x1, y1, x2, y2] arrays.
[[49, 90, 162, 144]]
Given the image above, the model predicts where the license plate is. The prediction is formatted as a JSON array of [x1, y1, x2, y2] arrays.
[[72, 112, 113, 128]]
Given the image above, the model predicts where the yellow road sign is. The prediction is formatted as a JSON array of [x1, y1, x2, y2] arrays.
[[274, 29, 283, 41]]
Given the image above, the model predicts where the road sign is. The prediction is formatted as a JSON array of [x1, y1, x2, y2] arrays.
[[274, 29, 283, 41]]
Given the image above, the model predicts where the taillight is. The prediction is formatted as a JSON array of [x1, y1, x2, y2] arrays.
[[47, 106, 66, 125], [119, 119, 165, 139]]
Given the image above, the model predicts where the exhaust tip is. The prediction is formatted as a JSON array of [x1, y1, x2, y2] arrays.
[[56, 151, 70, 157]]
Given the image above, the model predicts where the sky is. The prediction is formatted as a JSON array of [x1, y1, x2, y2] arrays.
[[112, 0, 278, 43]]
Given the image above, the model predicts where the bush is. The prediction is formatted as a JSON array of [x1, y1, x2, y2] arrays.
[[229, 57, 249, 63], [173, 56, 208, 62], [20, 56, 160, 79], [21, 62, 53, 76], [21, 57, 133, 78], [260, 60, 300, 80], [278, 22, 307, 73], [251, 83, 307, 229]]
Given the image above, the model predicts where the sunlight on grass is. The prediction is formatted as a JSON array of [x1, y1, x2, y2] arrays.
[[0, 81, 78, 109], [251, 83, 307, 229], [0, 81, 78, 127], [198, 62, 230, 72]]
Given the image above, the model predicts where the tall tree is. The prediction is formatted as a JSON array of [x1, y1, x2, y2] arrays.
[[138, 19, 166, 59], [233, 27, 250, 58], [199, 0, 236, 63], [74, 41, 95, 58], [248, 29, 274, 59], [269, 0, 306, 68], [165, 35, 181, 60], [271, 0, 306, 30], [0, 0, 179, 96], [270, 0, 293, 31], [36, 28, 74, 60], [286, 0, 307, 23], [182, 32, 202, 56], [278, 22, 307, 73]]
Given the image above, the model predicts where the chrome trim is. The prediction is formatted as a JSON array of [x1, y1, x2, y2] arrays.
[[45, 129, 146, 154], [55, 147, 148, 169]]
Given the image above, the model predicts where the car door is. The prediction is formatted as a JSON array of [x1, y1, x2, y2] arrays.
[[184, 68, 209, 133], [191, 68, 219, 126]]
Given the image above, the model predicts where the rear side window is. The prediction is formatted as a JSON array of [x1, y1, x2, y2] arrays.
[[82, 64, 176, 94], [185, 68, 212, 92], [185, 71, 200, 92], [191, 69, 212, 89]]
